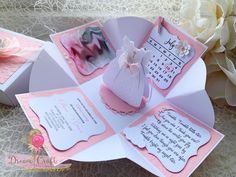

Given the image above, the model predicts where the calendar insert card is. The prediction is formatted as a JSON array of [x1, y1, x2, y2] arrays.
[[143, 18, 207, 95]]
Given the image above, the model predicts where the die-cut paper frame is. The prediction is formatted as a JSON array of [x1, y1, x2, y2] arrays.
[[142, 17, 208, 96], [50, 21, 115, 84], [122, 102, 223, 176], [17, 87, 115, 166]]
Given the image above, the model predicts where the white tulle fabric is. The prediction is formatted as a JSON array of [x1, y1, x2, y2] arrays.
[[0, 0, 181, 40]]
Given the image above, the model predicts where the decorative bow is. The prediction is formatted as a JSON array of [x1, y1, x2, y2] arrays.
[[118, 36, 150, 75]]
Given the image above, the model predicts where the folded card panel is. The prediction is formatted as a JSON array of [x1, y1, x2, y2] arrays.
[[17, 16, 223, 177]]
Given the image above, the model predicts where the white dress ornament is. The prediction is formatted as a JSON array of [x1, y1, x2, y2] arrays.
[[103, 36, 150, 107]]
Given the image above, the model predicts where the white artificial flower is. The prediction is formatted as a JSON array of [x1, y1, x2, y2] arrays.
[[179, 0, 236, 106], [175, 41, 191, 58]]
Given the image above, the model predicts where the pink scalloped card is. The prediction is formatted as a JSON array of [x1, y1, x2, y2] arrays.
[[16, 87, 115, 166], [142, 17, 208, 96], [99, 84, 146, 115], [50, 21, 115, 84], [122, 102, 223, 177], [0, 28, 43, 84]]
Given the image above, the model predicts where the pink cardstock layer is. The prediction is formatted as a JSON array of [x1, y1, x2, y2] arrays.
[[148, 17, 208, 96], [123, 102, 223, 177], [0, 30, 42, 84], [142, 17, 207, 96], [50, 21, 114, 84], [51, 17, 207, 97], [100, 84, 146, 115], [17, 87, 115, 166]]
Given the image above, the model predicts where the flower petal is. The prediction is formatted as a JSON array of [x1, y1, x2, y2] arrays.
[[179, 0, 219, 45], [225, 16, 236, 50], [204, 52, 222, 74], [180, 0, 199, 19], [213, 41, 226, 53], [204, 17, 224, 49], [226, 55, 236, 72], [216, 0, 230, 18], [179, 21, 200, 37], [217, 56, 236, 85], [220, 22, 230, 46], [0, 37, 22, 57], [206, 71, 227, 99], [232, 0, 236, 15], [197, 28, 216, 46], [225, 79, 236, 106], [225, 0, 236, 16]]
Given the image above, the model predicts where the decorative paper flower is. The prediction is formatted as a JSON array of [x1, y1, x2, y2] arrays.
[[179, 0, 236, 106], [174, 41, 191, 58], [0, 37, 21, 58]]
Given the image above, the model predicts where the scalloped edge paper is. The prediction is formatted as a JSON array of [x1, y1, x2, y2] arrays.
[[123, 105, 211, 172], [29, 91, 106, 151]]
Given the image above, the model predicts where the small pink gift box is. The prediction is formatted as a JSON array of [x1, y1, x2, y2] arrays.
[[0, 28, 44, 106]]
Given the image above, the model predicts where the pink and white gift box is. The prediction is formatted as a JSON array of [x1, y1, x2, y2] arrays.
[[15, 17, 224, 177], [0, 28, 44, 106]]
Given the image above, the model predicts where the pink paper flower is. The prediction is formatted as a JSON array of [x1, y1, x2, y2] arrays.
[[0, 37, 21, 58]]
